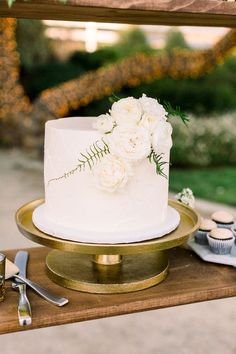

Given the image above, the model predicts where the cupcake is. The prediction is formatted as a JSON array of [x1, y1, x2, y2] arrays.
[[194, 219, 217, 245], [211, 211, 234, 230], [207, 228, 234, 255]]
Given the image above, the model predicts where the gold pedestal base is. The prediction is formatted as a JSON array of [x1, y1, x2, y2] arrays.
[[46, 250, 169, 294]]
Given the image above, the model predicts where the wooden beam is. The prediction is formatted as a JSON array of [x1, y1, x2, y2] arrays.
[[0, 0, 236, 27]]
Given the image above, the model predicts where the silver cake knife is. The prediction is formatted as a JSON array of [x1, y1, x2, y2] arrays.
[[12, 251, 32, 326]]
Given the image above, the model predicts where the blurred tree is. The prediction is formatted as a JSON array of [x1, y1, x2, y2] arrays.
[[0, 19, 31, 146], [16, 19, 54, 70], [165, 28, 190, 52], [115, 27, 153, 57], [69, 28, 152, 71]]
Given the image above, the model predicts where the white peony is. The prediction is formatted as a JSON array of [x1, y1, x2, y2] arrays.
[[110, 97, 142, 126], [93, 155, 133, 192], [139, 94, 168, 122], [107, 125, 151, 162], [152, 121, 173, 155], [93, 114, 115, 134]]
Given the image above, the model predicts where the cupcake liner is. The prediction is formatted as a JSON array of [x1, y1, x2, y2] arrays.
[[214, 222, 234, 230], [194, 230, 209, 245], [207, 234, 234, 255], [231, 227, 236, 243]]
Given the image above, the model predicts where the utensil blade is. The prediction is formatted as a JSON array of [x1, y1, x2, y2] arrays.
[[14, 251, 28, 280]]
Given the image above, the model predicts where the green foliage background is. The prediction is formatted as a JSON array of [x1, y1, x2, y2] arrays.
[[17, 23, 236, 116]]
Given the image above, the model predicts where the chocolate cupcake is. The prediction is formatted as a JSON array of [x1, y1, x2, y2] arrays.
[[211, 211, 234, 230], [194, 219, 217, 245], [207, 228, 234, 255]]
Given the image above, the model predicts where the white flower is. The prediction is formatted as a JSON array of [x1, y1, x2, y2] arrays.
[[152, 121, 173, 155], [139, 94, 168, 122], [139, 112, 160, 133], [110, 97, 142, 126], [107, 125, 151, 162], [93, 155, 133, 193], [175, 188, 195, 208], [93, 114, 114, 134]]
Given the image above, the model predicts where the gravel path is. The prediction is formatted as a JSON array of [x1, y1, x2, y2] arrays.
[[1, 148, 236, 354]]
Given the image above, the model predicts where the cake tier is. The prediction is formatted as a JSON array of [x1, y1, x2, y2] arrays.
[[44, 117, 171, 240]]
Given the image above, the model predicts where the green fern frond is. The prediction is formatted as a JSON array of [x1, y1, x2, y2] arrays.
[[162, 101, 189, 126], [149, 149, 168, 179], [48, 139, 110, 185]]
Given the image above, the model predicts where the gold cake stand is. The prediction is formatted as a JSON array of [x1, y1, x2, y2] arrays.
[[16, 199, 200, 294]]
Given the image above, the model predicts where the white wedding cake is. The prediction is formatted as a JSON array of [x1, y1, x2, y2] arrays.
[[33, 95, 180, 243]]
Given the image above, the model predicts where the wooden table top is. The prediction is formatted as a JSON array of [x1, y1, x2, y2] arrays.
[[0, 0, 236, 27], [1, 246, 236, 335]]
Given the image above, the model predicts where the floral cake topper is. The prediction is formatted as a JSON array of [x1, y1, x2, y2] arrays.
[[48, 94, 188, 192]]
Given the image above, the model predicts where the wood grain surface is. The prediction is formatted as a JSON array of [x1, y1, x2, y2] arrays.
[[1, 246, 236, 334], [0, 0, 235, 27]]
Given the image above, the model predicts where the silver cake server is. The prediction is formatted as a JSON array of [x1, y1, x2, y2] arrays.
[[6, 257, 68, 307], [12, 273, 69, 307], [12, 251, 32, 326]]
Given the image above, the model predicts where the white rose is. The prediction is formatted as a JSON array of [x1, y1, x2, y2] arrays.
[[110, 97, 142, 126], [93, 155, 133, 193], [139, 112, 160, 133], [107, 125, 151, 162], [152, 121, 173, 155], [139, 94, 168, 122], [93, 114, 114, 134]]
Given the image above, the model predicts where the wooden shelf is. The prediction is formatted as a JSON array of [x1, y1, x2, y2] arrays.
[[1, 246, 236, 334], [0, 0, 236, 27]]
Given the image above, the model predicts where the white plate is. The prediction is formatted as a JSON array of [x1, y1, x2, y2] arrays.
[[32, 204, 180, 244], [188, 237, 236, 267]]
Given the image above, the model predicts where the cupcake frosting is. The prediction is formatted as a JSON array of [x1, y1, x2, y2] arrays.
[[211, 211, 234, 224], [199, 219, 217, 231], [209, 227, 233, 240]]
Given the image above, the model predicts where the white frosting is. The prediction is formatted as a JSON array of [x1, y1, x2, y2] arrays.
[[43, 117, 171, 240]]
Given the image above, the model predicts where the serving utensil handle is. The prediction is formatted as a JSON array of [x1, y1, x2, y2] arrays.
[[14, 274, 68, 307], [17, 283, 32, 326]]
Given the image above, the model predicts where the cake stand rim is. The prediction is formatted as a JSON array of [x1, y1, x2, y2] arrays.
[[32, 203, 180, 244], [15, 198, 201, 255]]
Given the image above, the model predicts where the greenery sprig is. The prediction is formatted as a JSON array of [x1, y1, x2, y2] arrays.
[[48, 139, 110, 185], [162, 101, 190, 126], [108, 94, 121, 104], [148, 149, 168, 179]]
